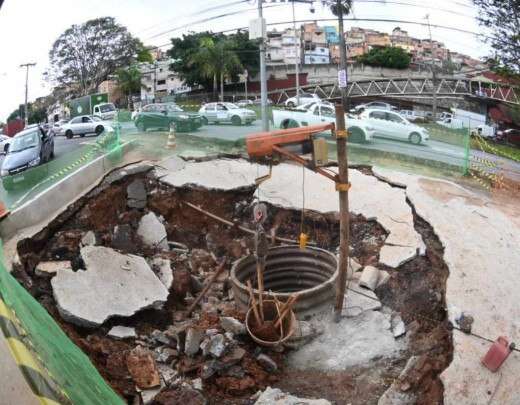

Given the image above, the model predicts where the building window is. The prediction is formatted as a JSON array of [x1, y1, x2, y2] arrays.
[[157, 80, 166, 85]]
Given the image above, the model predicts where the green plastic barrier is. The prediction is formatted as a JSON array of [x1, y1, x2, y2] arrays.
[[0, 243, 125, 405]]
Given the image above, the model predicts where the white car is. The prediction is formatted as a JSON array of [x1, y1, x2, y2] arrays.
[[351, 101, 397, 113], [358, 109, 429, 144], [285, 93, 322, 108], [0, 135, 12, 154], [198, 102, 256, 125], [272, 103, 374, 143], [59, 115, 115, 139], [399, 110, 425, 123]]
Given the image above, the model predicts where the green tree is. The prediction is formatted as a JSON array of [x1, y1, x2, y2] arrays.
[[136, 42, 153, 63], [328, 0, 353, 16], [168, 31, 257, 98], [358, 46, 411, 69], [188, 37, 243, 100], [48, 17, 144, 96], [474, 0, 520, 73], [116, 66, 143, 108]]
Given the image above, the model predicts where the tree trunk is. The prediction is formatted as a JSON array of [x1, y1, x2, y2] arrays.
[[213, 73, 217, 101], [220, 72, 224, 101]]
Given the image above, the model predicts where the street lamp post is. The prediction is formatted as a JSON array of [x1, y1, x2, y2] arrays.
[[291, 1, 300, 105], [425, 14, 437, 120]]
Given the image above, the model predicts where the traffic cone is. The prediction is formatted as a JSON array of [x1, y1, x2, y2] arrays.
[[167, 125, 176, 149]]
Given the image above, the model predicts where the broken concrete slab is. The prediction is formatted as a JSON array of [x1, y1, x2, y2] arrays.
[[254, 387, 331, 405], [137, 212, 169, 251], [160, 159, 258, 191], [35, 261, 71, 277], [377, 270, 390, 288], [391, 315, 406, 338], [51, 246, 169, 328], [127, 179, 147, 209], [343, 281, 382, 317], [151, 257, 173, 290], [108, 326, 136, 339], [372, 166, 520, 403], [153, 155, 186, 178], [287, 310, 403, 371], [359, 265, 380, 291]]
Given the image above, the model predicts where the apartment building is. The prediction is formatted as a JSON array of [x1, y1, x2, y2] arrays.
[[266, 28, 302, 65], [138, 59, 190, 102]]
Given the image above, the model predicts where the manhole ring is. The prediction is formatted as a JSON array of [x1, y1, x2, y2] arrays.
[[230, 245, 338, 313]]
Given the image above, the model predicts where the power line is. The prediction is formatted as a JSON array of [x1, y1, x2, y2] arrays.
[[137, 0, 249, 35], [352, 0, 475, 19]]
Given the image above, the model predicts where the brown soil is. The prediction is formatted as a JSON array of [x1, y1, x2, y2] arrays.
[[13, 164, 453, 404]]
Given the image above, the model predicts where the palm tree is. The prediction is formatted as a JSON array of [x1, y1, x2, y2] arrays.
[[116, 66, 143, 109], [327, 0, 353, 16], [189, 37, 242, 101]]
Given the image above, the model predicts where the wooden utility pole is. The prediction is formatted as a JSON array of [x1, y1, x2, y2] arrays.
[[333, 103, 350, 322], [334, 0, 351, 322], [20, 62, 36, 125]]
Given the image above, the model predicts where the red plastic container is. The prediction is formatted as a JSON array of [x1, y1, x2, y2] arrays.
[[481, 336, 512, 372]]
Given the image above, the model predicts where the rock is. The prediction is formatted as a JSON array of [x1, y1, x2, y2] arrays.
[[151, 329, 171, 346], [156, 347, 178, 364], [185, 328, 204, 356], [151, 257, 173, 290], [173, 269, 192, 300], [200, 338, 211, 357], [157, 364, 177, 386], [127, 179, 147, 209], [456, 312, 474, 334], [112, 224, 135, 251], [377, 386, 416, 405], [108, 326, 136, 339], [359, 266, 380, 291], [201, 359, 223, 380], [127, 346, 161, 389], [51, 246, 169, 327], [256, 354, 278, 372], [220, 317, 246, 335], [377, 270, 390, 288], [348, 257, 363, 279], [254, 387, 331, 405], [192, 378, 203, 391], [35, 261, 71, 277], [81, 231, 97, 247], [208, 334, 227, 358], [223, 365, 245, 378], [391, 315, 406, 338], [222, 347, 246, 366], [137, 212, 169, 251], [140, 384, 164, 405]]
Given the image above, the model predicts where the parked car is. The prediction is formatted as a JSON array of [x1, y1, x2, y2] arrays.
[[285, 92, 322, 108], [59, 115, 115, 139], [251, 97, 273, 106], [134, 103, 203, 132], [236, 99, 254, 108], [399, 110, 426, 123], [351, 101, 397, 113], [358, 109, 429, 144], [198, 102, 256, 125], [1, 126, 54, 190], [295, 100, 334, 112], [272, 102, 374, 143]]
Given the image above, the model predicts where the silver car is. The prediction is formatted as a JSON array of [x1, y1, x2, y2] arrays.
[[59, 115, 115, 139], [198, 102, 256, 125]]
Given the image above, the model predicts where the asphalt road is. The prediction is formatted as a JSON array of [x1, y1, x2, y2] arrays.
[[1, 121, 518, 209]]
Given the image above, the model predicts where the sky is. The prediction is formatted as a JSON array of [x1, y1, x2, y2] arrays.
[[0, 0, 488, 121]]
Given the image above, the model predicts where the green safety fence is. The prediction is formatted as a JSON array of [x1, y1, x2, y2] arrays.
[[0, 243, 125, 405]]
